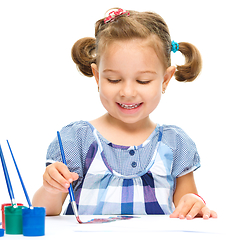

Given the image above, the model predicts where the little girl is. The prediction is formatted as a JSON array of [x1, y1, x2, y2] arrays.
[[33, 8, 217, 219]]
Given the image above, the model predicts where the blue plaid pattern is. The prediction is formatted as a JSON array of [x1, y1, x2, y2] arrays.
[[46, 121, 200, 215]]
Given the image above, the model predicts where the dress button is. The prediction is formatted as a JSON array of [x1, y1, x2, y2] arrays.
[[131, 161, 137, 168], [129, 150, 135, 156]]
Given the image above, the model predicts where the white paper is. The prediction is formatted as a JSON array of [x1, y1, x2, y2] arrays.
[[3, 215, 225, 239]]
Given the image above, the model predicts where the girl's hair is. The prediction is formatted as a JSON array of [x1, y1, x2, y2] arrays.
[[71, 8, 202, 82]]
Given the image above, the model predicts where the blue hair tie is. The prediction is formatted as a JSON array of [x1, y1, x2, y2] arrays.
[[171, 41, 179, 53]]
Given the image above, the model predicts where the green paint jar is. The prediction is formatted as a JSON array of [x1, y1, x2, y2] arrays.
[[4, 205, 26, 234]]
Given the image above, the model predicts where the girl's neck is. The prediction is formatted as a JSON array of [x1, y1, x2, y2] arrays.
[[90, 113, 157, 146], [105, 113, 155, 133]]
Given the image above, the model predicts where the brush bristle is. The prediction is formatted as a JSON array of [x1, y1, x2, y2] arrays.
[[76, 216, 83, 224]]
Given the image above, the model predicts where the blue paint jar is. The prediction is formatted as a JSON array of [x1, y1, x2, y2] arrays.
[[22, 207, 46, 236]]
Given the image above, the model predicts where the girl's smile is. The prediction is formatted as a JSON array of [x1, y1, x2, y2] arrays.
[[117, 102, 143, 114]]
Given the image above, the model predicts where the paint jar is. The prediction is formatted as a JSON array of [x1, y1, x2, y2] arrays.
[[4, 205, 25, 234], [1, 203, 23, 229], [0, 228, 4, 237], [22, 207, 45, 236]]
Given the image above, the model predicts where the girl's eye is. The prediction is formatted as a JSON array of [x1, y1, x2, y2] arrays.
[[107, 79, 121, 83], [137, 80, 151, 84]]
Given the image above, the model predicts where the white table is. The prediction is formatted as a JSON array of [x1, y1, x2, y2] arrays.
[[2, 215, 225, 239]]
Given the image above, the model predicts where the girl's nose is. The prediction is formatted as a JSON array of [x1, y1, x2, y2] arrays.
[[119, 81, 137, 98]]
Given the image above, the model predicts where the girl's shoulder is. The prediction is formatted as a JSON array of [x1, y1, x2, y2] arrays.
[[46, 121, 95, 166], [162, 124, 189, 134], [161, 125, 200, 177], [161, 124, 197, 149], [61, 120, 91, 130], [60, 120, 93, 137], [48, 120, 95, 154]]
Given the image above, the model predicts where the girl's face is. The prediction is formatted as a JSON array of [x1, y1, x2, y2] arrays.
[[92, 39, 175, 125]]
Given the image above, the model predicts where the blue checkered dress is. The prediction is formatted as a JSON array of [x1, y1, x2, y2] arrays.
[[46, 121, 200, 215]]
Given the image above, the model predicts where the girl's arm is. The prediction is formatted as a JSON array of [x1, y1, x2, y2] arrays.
[[173, 172, 198, 207], [32, 186, 68, 216], [170, 172, 217, 219], [32, 162, 79, 216]]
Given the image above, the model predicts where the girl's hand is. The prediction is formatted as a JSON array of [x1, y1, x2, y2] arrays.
[[43, 162, 79, 194], [170, 193, 217, 220]]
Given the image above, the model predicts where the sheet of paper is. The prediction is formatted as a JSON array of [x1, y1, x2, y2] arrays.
[[45, 215, 225, 239], [2, 215, 225, 239]]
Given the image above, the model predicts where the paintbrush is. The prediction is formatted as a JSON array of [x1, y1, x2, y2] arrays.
[[0, 144, 17, 208], [6, 140, 33, 209], [57, 131, 82, 224]]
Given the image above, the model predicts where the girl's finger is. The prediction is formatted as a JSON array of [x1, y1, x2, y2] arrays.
[[186, 201, 205, 220], [47, 164, 70, 188], [43, 172, 69, 193], [200, 207, 218, 220], [202, 208, 210, 220], [178, 202, 195, 219], [53, 162, 74, 183], [170, 201, 184, 218], [51, 162, 79, 184], [210, 210, 218, 218]]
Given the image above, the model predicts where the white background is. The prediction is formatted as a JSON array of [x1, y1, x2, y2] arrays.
[[0, 0, 225, 216]]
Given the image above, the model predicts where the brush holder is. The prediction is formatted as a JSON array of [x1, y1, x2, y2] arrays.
[[22, 207, 45, 236], [1, 203, 23, 230], [4, 205, 25, 234]]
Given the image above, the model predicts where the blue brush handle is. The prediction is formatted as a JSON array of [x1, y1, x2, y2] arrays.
[[7, 140, 32, 208], [0, 144, 16, 205], [57, 132, 76, 203]]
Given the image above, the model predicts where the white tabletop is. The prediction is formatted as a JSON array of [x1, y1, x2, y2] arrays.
[[2, 215, 225, 239]]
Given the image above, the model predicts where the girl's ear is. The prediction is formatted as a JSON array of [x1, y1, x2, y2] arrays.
[[91, 63, 99, 87], [162, 66, 176, 91]]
